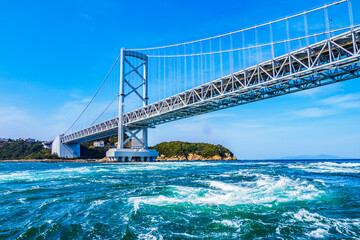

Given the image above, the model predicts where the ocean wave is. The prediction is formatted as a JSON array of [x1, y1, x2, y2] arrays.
[[279, 209, 360, 238], [137, 227, 163, 240], [0, 162, 276, 184], [288, 162, 360, 174], [129, 174, 324, 210], [212, 219, 242, 229], [0, 167, 94, 183]]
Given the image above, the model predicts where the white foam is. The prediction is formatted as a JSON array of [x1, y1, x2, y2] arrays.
[[129, 174, 324, 209], [0, 170, 32, 182], [307, 228, 328, 238], [39, 198, 58, 209], [213, 219, 241, 229], [0, 166, 96, 183], [137, 227, 163, 240], [87, 199, 108, 211], [133, 200, 140, 213], [286, 209, 360, 238], [320, 162, 360, 167], [208, 181, 241, 191], [275, 226, 281, 234], [292, 209, 326, 223], [91, 199, 107, 206], [288, 162, 360, 174]]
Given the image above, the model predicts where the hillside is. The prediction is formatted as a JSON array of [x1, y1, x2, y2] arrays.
[[0, 136, 118, 160], [79, 136, 117, 159], [0, 138, 236, 161], [152, 141, 236, 161], [0, 140, 57, 160]]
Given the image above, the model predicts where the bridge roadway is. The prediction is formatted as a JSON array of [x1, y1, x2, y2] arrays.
[[62, 27, 360, 144]]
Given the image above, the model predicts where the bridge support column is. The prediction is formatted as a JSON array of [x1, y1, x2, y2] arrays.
[[106, 48, 158, 162], [51, 135, 80, 158], [106, 148, 158, 162]]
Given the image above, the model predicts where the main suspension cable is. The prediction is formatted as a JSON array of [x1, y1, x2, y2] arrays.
[[63, 55, 120, 135], [129, 0, 347, 51], [146, 25, 359, 58]]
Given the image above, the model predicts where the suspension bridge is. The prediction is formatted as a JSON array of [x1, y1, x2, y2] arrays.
[[52, 0, 360, 161]]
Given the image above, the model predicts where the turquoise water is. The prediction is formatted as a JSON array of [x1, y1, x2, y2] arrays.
[[0, 161, 360, 239]]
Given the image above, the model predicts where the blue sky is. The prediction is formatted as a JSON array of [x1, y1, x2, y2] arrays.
[[0, 0, 359, 159]]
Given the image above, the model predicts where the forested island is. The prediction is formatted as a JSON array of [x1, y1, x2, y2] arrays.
[[153, 141, 235, 160], [0, 138, 236, 161]]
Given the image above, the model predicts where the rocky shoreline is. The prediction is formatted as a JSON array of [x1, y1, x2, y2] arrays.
[[157, 153, 236, 161], [0, 156, 236, 163], [0, 159, 101, 163]]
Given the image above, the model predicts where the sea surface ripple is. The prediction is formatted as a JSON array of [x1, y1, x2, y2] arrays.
[[0, 160, 360, 239]]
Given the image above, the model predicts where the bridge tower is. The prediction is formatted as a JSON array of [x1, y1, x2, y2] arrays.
[[106, 49, 158, 162]]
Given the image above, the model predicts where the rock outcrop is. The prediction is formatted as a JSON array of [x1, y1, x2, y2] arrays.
[[156, 151, 236, 161]]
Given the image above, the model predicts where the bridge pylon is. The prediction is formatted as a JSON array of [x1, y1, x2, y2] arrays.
[[106, 48, 158, 162]]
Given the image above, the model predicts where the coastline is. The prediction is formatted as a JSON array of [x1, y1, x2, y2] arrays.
[[0, 158, 236, 163], [0, 159, 101, 163]]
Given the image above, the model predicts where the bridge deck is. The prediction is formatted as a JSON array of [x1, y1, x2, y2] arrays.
[[62, 28, 360, 144]]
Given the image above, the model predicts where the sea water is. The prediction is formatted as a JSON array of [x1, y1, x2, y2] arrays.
[[0, 160, 359, 239]]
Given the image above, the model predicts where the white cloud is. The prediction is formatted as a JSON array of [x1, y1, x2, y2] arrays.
[[231, 122, 263, 129], [0, 106, 31, 124], [320, 93, 360, 106], [337, 101, 360, 109], [190, 112, 233, 121], [286, 92, 360, 120], [0, 105, 43, 139], [292, 83, 344, 98], [0, 95, 113, 140], [292, 107, 336, 118], [292, 87, 323, 97], [49, 97, 118, 133]]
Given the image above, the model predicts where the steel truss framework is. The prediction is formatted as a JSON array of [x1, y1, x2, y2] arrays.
[[62, 28, 360, 144]]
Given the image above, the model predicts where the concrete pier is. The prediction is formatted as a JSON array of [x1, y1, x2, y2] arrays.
[[51, 135, 80, 158], [106, 148, 158, 162]]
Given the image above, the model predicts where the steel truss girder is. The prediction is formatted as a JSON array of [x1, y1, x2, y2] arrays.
[[62, 27, 360, 144]]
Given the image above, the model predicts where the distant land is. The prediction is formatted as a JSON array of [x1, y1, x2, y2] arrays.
[[3, 137, 354, 161], [0, 138, 236, 161]]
